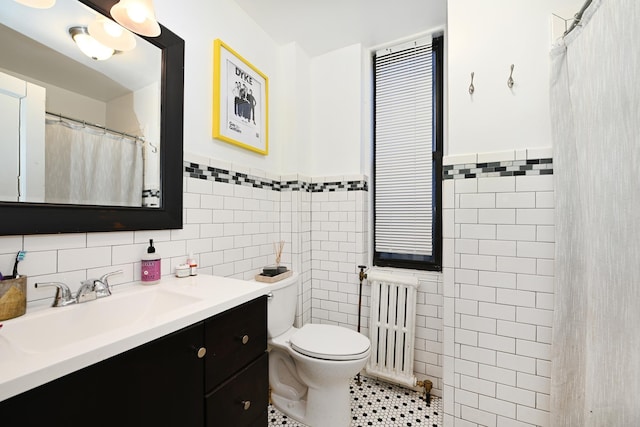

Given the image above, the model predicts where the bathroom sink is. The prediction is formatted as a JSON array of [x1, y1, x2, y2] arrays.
[[1, 287, 202, 354]]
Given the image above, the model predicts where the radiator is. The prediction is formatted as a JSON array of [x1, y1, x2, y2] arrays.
[[365, 271, 419, 388]]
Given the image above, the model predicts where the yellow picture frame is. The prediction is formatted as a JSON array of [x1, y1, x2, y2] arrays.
[[213, 39, 269, 155]]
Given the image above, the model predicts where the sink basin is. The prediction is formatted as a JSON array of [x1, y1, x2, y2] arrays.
[[1, 287, 202, 354]]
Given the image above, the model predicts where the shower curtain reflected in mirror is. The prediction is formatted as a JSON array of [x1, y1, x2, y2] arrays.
[[45, 119, 143, 207], [550, 0, 640, 425]]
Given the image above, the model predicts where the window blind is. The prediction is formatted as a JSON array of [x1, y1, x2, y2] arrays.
[[374, 37, 434, 258]]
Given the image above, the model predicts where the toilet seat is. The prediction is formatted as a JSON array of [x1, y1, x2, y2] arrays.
[[289, 324, 370, 361]]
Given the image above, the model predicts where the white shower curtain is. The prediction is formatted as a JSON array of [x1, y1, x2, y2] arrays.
[[45, 120, 143, 207], [550, 0, 640, 425]]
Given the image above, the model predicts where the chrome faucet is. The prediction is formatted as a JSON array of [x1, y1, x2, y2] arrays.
[[36, 270, 123, 307], [77, 270, 122, 302], [34, 282, 76, 307]]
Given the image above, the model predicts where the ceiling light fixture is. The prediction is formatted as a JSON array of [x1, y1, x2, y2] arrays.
[[69, 26, 115, 61], [110, 0, 161, 38], [88, 17, 136, 52], [13, 0, 55, 8]]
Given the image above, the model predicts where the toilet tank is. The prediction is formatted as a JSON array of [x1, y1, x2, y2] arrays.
[[265, 273, 298, 338]]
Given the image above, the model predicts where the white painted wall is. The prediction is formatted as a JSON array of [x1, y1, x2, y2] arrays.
[[106, 82, 159, 138], [154, 0, 448, 178], [276, 42, 312, 176], [308, 44, 363, 177], [446, 0, 584, 156], [0, 67, 107, 124], [154, 0, 287, 174], [44, 84, 106, 124]]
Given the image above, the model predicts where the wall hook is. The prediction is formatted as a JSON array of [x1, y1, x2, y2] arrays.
[[469, 72, 475, 95], [507, 64, 515, 88]]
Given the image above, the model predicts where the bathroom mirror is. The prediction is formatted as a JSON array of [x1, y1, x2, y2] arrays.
[[0, 0, 184, 234]]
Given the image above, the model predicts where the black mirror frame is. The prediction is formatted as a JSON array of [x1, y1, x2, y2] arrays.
[[0, 0, 184, 235]]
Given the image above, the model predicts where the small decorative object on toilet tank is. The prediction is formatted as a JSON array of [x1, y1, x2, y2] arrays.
[[141, 239, 161, 284]]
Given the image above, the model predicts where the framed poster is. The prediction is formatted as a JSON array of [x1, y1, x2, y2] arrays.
[[213, 39, 269, 155]]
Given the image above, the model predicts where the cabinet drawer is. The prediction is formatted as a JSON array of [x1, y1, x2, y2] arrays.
[[205, 352, 268, 427], [205, 295, 267, 388]]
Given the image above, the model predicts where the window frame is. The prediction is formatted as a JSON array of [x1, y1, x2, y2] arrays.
[[372, 35, 443, 272]]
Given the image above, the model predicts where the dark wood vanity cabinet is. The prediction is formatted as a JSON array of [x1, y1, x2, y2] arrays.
[[204, 296, 269, 426], [0, 296, 268, 427]]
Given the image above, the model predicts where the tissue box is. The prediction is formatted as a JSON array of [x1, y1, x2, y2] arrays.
[[0, 276, 27, 321]]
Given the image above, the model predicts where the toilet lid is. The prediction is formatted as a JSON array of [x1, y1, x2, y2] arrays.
[[289, 324, 370, 361]]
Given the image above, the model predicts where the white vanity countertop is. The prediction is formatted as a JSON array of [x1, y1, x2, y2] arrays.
[[0, 275, 271, 402]]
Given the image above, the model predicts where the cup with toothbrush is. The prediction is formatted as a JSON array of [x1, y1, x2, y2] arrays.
[[0, 251, 27, 321]]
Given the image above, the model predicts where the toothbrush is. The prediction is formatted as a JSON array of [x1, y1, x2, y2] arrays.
[[9, 251, 26, 279]]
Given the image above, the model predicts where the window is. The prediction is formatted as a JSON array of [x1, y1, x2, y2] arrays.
[[373, 35, 443, 271]]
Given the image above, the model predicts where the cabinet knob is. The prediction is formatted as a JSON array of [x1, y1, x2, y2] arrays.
[[242, 400, 251, 411], [241, 335, 249, 345], [196, 347, 207, 359]]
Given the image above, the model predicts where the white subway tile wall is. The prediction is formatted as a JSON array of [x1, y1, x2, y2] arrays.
[[1, 153, 443, 398], [443, 150, 554, 427], [309, 187, 444, 395]]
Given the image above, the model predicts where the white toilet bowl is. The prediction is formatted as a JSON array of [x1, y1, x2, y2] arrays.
[[269, 324, 370, 427], [257, 273, 371, 427]]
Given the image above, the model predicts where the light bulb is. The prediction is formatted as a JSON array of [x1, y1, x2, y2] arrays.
[[103, 20, 123, 38], [110, 0, 161, 37], [70, 27, 114, 61], [13, 0, 55, 9], [127, 3, 149, 24], [88, 18, 136, 52]]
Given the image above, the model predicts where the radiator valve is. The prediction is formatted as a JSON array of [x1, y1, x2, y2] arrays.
[[358, 265, 368, 282], [416, 379, 433, 405]]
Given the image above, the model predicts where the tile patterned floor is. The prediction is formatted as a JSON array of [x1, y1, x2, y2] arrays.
[[268, 375, 442, 427]]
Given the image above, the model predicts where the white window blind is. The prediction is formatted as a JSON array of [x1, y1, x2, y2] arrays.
[[374, 37, 434, 258]]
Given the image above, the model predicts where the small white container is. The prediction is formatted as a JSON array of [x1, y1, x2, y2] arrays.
[[175, 264, 190, 278]]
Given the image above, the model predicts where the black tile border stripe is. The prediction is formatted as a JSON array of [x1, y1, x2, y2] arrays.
[[443, 158, 553, 180], [184, 161, 368, 192], [186, 158, 550, 190], [141, 188, 160, 207]]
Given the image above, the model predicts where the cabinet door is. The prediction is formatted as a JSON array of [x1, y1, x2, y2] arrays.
[[106, 321, 205, 426], [204, 296, 267, 389], [0, 322, 205, 427], [205, 352, 268, 427]]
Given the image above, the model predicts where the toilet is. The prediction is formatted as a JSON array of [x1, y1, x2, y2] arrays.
[[262, 272, 371, 427]]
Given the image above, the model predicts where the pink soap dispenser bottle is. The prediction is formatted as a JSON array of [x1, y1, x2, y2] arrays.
[[141, 239, 161, 284]]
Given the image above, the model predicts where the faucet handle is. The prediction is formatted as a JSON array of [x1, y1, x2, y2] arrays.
[[35, 282, 76, 307], [77, 280, 98, 303], [95, 270, 123, 298], [99, 270, 123, 285]]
